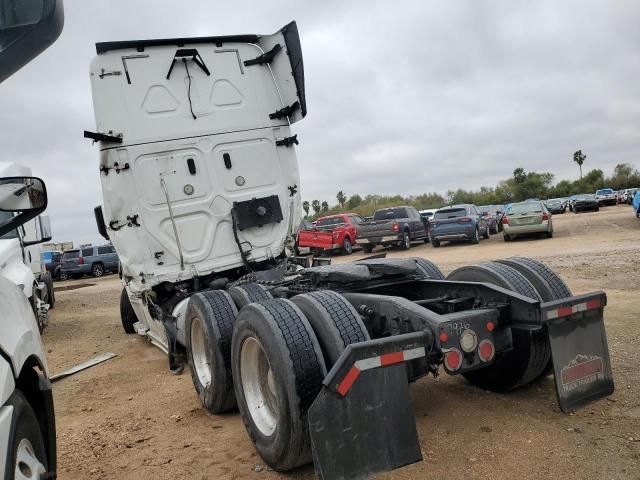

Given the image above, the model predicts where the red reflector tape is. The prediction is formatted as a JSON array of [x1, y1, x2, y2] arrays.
[[337, 365, 360, 397], [380, 351, 404, 366], [546, 298, 602, 320], [336, 346, 426, 397]]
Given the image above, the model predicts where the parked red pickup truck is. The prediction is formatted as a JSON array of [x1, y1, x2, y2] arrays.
[[297, 213, 363, 255]]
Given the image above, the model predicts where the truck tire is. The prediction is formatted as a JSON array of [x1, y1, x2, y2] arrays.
[[91, 263, 104, 277], [59, 270, 69, 281], [495, 256, 572, 379], [362, 244, 374, 253], [400, 230, 411, 250], [186, 290, 239, 413], [42, 272, 55, 309], [342, 237, 353, 255], [483, 225, 490, 239], [119, 288, 137, 334], [228, 283, 273, 310], [412, 257, 445, 279], [447, 262, 549, 391], [495, 257, 571, 302], [5, 389, 49, 479], [291, 291, 370, 367], [431, 238, 440, 247], [231, 299, 326, 471]]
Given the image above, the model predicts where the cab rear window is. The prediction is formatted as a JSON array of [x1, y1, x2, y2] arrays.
[[434, 208, 466, 219], [373, 208, 406, 220]]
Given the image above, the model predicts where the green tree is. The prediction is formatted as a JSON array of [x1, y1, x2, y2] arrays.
[[336, 191, 347, 208], [513, 167, 526, 184], [302, 200, 310, 217], [311, 200, 321, 215], [346, 194, 362, 209], [573, 150, 586, 179], [321, 201, 329, 212]]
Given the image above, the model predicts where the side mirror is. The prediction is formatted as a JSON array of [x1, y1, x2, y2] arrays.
[[0, 176, 47, 238], [22, 214, 52, 246], [94, 205, 109, 240], [0, 0, 64, 84]]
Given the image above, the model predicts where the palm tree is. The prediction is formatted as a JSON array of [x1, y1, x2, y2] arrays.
[[573, 150, 586, 179], [336, 191, 347, 209], [302, 201, 310, 216], [311, 200, 321, 215], [321, 201, 329, 212]]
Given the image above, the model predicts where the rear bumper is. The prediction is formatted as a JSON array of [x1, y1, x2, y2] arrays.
[[574, 203, 599, 212], [358, 235, 400, 244], [503, 222, 549, 235], [432, 233, 471, 241], [61, 265, 91, 274]]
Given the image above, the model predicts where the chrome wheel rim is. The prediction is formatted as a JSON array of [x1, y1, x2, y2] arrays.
[[15, 439, 45, 480], [94, 265, 103, 276], [240, 336, 279, 436], [190, 315, 212, 387]]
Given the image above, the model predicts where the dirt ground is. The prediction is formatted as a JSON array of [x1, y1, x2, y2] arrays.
[[44, 205, 640, 479]]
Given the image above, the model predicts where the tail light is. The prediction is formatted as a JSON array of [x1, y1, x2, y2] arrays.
[[542, 212, 550, 220], [502, 216, 509, 225], [444, 348, 463, 371], [79, 257, 85, 265], [392, 222, 400, 233], [478, 340, 495, 362], [458, 217, 472, 223]]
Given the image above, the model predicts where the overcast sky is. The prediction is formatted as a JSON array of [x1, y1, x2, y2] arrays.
[[2, 0, 639, 245]]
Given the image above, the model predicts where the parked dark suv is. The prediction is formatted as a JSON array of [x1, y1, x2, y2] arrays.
[[430, 204, 490, 247], [60, 245, 119, 279]]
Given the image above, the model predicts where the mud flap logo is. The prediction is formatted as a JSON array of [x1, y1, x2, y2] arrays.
[[560, 354, 604, 393]]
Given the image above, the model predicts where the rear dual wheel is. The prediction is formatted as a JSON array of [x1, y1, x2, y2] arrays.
[[232, 299, 326, 471], [447, 261, 548, 391], [232, 291, 369, 471]]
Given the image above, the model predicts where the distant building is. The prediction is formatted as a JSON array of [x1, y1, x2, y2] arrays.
[[41, 241, 74, 252]]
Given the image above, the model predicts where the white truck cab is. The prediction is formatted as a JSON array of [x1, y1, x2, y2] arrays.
[[0, 163, 54, 332], [0, 176, 56, 479]]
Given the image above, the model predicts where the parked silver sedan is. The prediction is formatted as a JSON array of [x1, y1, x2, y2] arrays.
[[502, 201, 553, 241]]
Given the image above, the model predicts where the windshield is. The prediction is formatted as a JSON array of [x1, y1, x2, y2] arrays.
[[373, 208, 406, 221], [509, 202, 543, 214], [434, 208, 467, 219], [576, 194, 595, 200], [596, 189, 614, 195], [0, 211, 18, 239]]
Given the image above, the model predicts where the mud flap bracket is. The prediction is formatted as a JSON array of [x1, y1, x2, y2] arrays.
[[543, 292, 614, 412], [308, 332, 427, 480]]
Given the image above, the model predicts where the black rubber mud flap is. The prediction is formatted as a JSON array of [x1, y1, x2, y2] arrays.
[[308, 332, 427, 480], [543, 292, 614, 412]]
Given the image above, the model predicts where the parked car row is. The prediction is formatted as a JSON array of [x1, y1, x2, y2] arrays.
[[300, 184, 637, 255]]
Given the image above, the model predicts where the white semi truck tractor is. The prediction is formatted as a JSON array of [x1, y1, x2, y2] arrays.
[[0, 1, 64, 479], [88, 22, 615, 479]]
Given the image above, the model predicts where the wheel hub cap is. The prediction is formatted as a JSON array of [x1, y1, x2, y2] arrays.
[[240, 337, 279, 436], [15, 439, 45, 480], [190, 316, 212, 387]]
